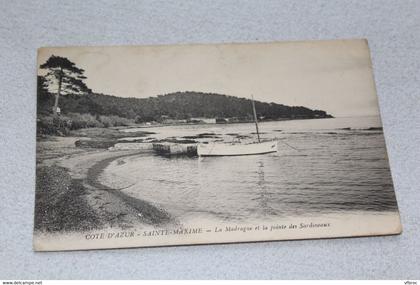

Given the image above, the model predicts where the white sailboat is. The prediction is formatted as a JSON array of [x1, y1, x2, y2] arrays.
[[197, 95, 278, 156]]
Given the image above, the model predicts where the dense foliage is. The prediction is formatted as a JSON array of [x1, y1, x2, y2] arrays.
[[37, 55, 332, 135], [38, 88, 332, 123]]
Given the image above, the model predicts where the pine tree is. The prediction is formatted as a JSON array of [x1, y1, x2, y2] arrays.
[[40, 55, 91, 115]]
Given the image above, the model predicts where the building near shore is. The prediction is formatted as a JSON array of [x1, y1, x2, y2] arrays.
[[189, 117, 216, 124]]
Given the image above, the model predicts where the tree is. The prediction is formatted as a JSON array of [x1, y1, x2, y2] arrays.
[[37, 75, 50, 101], [40, 55, 91, 115], [37, 75, 54, 115]]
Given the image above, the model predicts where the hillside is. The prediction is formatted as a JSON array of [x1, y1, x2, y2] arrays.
[[38, 90, 333, 123]]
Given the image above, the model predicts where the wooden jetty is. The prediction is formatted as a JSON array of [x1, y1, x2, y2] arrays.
[[152, 142, 197, 156]]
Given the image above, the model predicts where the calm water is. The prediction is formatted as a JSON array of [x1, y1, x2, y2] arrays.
[[101, 116, 398, 223]]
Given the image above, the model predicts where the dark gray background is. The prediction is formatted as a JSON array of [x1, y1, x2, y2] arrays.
[[0, 0, 419, 279]]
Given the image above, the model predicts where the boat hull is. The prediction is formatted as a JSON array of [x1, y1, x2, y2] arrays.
[[197, 141, 278, 156]]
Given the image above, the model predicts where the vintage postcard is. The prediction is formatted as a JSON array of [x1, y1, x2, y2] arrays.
[[34, 39, 401, 251]]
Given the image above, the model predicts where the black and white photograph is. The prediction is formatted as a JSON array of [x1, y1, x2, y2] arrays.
[[33, 39, 401, 251]]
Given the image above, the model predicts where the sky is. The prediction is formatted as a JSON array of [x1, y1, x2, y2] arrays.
[[38, 39, 380, 117]]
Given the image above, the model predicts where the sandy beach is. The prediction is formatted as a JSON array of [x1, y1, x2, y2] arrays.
[[35, 131, 172, 234]]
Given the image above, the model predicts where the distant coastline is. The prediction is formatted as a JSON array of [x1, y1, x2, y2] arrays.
[[118, 115, 335, 130], [37, 86, 333, 137]]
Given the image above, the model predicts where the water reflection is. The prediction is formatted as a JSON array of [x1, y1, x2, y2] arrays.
[[101, 117, 398, 223]]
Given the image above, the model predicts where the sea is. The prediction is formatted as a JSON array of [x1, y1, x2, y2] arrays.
[[99, 116, 399, 225]]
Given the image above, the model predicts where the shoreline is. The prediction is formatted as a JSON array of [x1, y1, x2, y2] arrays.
[[35, 135, 173, 233], [85, 152, 173, 226], [117, 116, 335, 131]]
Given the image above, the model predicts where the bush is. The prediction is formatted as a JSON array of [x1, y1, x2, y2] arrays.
[[37, 115, 72, 136], [99, 115, 132, 127], [67, 113, 103, 129], [37, 113, 134, 136], [98, 115, 113, 128]]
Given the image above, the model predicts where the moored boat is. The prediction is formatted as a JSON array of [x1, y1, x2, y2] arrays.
[[197, 95, 278, 157], [197, 140, 278, 156]]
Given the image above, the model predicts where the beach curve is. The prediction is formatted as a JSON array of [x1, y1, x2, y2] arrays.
[[35, 136, 173, 233]]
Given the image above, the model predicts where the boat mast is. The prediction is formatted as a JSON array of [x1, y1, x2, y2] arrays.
[[251, 95, 261, 143]]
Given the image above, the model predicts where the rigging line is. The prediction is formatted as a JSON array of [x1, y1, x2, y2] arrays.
[[281, 141, 302, 152]]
